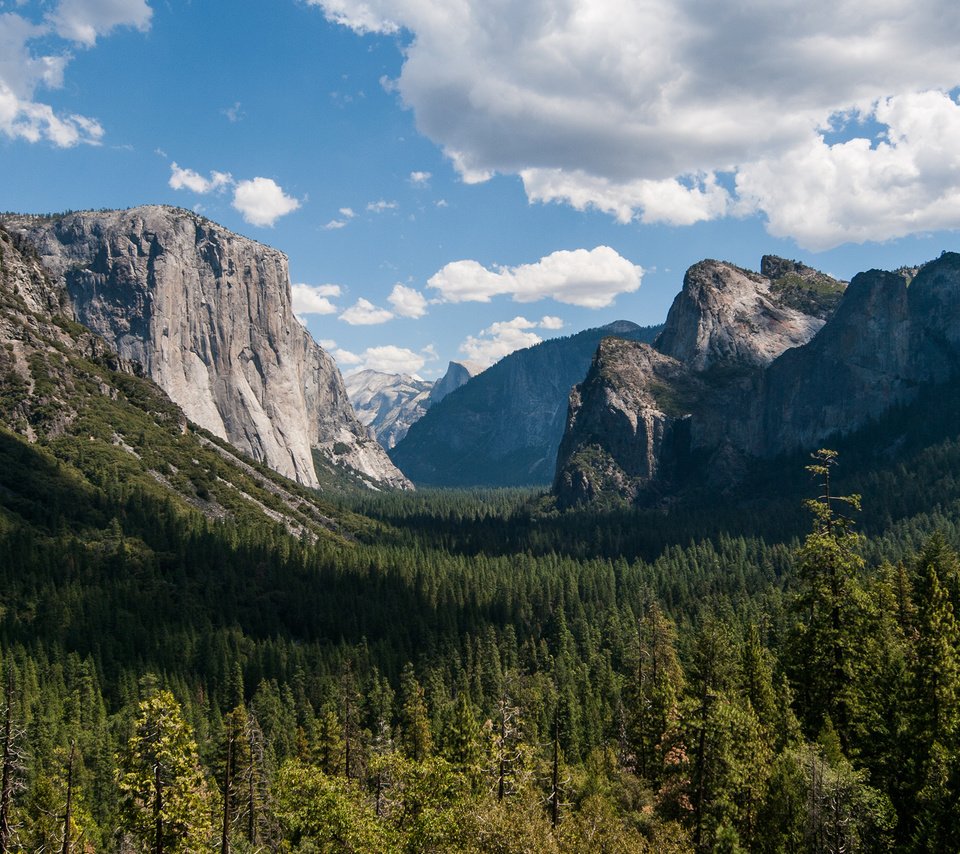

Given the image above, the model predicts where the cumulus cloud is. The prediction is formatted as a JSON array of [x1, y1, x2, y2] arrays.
[[388, 283, 428, 318], [323, 207, 356, 230], [169, 162, 232, 194], [736, 91, 960, 250], [459, 316, 562, 368], [232, 177, 301, 227], [355, 345, 428, 375], [292, 283, 341, 317], [50, 0, 151, 46], [540, 315, 564, 330], [428, 246, 642, 309], [0, 0, 151, 146], [325, 340, 434, 375], [409, 171, 431, 185], [339, 298, 394, 325], [366, 199, 398, 213], [311, 0, 960, 245]]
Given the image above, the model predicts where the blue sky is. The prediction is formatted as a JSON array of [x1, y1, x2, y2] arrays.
[[3, 0, 960, 378]]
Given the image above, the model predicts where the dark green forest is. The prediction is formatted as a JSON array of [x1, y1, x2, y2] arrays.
[[5, 229, 960, 850], [6, 400, 960, 852]]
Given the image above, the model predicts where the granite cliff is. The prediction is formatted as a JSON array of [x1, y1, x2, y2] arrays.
[[3, 206, 409, 490], [555, 256, 853, 505]]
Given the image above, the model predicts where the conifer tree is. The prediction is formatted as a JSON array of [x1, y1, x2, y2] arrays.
[[398, 665, 432, 762], [117, 689, 212, 853], [790, 449, 864, 746]]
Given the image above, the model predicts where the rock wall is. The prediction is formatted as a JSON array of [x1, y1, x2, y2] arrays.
[[4, 206, 409, 490]]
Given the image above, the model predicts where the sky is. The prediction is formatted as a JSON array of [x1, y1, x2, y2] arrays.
[[3, 0, 960, 379]]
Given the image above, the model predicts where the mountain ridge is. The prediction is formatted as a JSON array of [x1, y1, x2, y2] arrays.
[[553, 253, 960, 506], [390, 320, 662, 486]]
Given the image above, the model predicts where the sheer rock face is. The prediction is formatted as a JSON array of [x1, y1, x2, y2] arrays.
[[556, 252, 960, 506], [554, 339, 696, 505], [555, 256, 845, 506], [429, 361, 481, 404], [655, 260, 830, 371], [390, 321, 661, 487], [4, 206, 410, 490]]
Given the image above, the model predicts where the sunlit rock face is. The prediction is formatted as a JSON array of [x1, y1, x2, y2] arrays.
[[6, 206, 410, 490]]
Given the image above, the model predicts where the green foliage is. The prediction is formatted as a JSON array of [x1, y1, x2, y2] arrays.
[[117, 689, 213, 852]]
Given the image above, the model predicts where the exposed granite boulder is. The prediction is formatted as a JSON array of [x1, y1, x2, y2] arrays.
[[4, 206, 410, 490]]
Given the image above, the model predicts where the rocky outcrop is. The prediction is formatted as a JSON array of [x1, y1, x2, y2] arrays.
[[655, 259, 838, 370], [4, 206, 410, 490], [554, 338, 697, 504], [555, 252, 960, 506], [390, 321, 661, 486], [429, 360, 482, 404], [554, 257, 847, 506]]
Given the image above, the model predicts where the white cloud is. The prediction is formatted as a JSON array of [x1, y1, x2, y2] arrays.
[[540, 315, 564, 330], [324, 219, 349, 230], [388, 283, 428, 318], [339, 297, 394, 325], [459, 317, 544, 368], [0, 1, 151, 147], [355, 345, 427, 375], [428, 246, 642, 309], [339, 207, 356, 218], [521, 169, 732, 226], [331, 346, 363, 366], [169, 162, 233, 194], [327, 341, 434, 375], [409, 170, 431, 185], [292, 283, 341, 316], [366, 199, 398, 213], [306, 0, 399, 35], [232, 177, 301, 227], [49, 0, 152, 46], [311, 0, 960, 245], [736, 91, 960, 250]]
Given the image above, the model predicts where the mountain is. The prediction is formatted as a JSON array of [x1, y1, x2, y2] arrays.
[[553, 254, 960, 506], [345, 370, 433, 449], [345, 360, 480, 450], [389, 320, 662, 486], [0, 223, 371, 540], [2, 206, 409, 491], [429, 360, 483, 403]]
